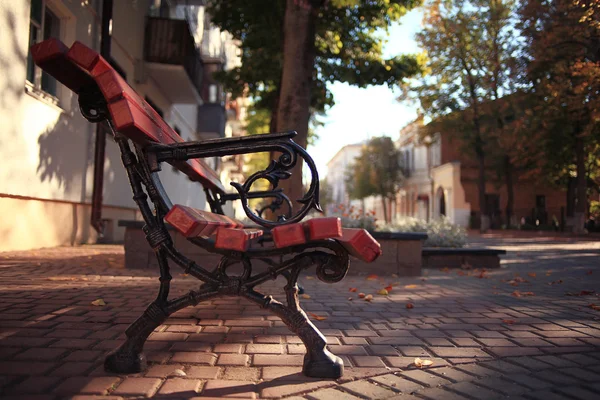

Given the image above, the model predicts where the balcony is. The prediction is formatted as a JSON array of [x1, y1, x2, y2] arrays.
[[144, 17, 203, 104], [197, 103, 226, 140]]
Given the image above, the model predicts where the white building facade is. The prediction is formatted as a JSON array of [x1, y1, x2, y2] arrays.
[[0, 0, 242, 251]]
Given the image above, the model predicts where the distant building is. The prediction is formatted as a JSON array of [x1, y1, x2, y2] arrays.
[[395, 116, 566, 229], [325, 143, 363, 214]]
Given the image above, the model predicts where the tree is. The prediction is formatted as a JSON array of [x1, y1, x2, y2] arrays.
[[345, 136, 404, 223], [520, 0, 600, 232], [207, 0, 423, 210], [402, 0, 521, 231]]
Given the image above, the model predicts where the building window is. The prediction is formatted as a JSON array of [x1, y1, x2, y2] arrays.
[[27, 0, 61, 97], [209, 84, 218, 103]]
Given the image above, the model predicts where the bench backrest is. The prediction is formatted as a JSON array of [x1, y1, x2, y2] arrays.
[[31, 38, 226, 194]]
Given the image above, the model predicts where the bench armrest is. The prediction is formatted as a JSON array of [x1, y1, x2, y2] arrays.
[[146, 131, 321, 229]]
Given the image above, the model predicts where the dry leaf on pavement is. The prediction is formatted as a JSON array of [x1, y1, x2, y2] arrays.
[[364, 294, 374, 302], [527, 272, 537, 278], [406, 303, 414, 309], [404, 284, 418, 289], [358, 293, 366, 298], [301, 294, 311, 299], [377, 289, 389, 295], [308, 312, 327, 321], [414, 357, 433, 368], [91, 299, 106, 306], [502, 319, 516, 325], [366, 274, 379, 281]]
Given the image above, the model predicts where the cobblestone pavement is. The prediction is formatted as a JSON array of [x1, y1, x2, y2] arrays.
[[0, 238, 599, 399]]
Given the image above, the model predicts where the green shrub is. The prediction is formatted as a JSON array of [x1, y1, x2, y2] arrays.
[[380, 217, 467, 248]]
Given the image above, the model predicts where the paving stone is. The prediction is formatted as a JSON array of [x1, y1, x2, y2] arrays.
[[525, 389, 572, 400], [112, 377, 161, 397], [6, 376, 62, 395], [259, 380, 330, 399], [502, 373, 553, 390], [53, 377, 121, 396], [474, 377, 528, 396], [448, 381, 505, 400], [418, 387, 472, 400], [157, 378, 203, 396], [371, 373, 425, 394], [341, 380, 397, 399], [555, 386, 600, 400], [171, 352, 217, 365], [253, 354, 304, 366]]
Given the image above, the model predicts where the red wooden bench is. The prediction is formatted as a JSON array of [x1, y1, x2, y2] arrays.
[[32, 38, 382, 379]]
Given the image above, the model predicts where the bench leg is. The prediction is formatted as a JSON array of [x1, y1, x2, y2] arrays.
[[245, 287, 343, 379], [104, 301, 166, 373]]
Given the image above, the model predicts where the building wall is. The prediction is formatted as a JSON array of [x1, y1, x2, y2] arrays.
[[0, 0, 210, 251], [325, 144, 362, 213]]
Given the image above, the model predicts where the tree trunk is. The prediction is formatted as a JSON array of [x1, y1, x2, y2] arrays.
[[504, 155, 514, 228], [477, 151, 489, 232], [381, 196, 388, 224], [275, 0, 318, 211], [574, 134, 587, 233]]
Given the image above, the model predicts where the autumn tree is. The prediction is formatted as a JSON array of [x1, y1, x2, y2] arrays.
[[520, 0, 600, 232], [403, 0, 521, 231], [207, 0, 423, 211], [345, 137, 404, 223]]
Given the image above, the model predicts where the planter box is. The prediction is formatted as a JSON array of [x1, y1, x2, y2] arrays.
[[119, 221, 427, 277], [422, 248, 506, 269]]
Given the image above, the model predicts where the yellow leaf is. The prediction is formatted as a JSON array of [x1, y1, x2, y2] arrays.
[[308, 312, 327, 321], [91, 299, 106, 306], [404, 284, 418, 289], [527, 272, 537, 278], [301, 294, 311, 299], [414, 357, 433, 368], [366, 274, 378, 281], [305, 276, 315, 280], [377, 289, 389, 295], [364, 294, 373, 302]]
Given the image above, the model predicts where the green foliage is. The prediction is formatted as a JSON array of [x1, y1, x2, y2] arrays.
[[345, 136, 404, 200], [207, 0, 424, 115]]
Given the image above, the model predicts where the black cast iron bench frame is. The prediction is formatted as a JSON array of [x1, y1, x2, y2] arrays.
[[31, 38, 381, 379]]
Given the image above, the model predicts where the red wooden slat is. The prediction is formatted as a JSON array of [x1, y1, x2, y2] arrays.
[[215, 227, 263, 252], [337, 229, 382, 263], [272, 223, 307, 248], [66, 41, 225, 192], [165, 205, 246, 239], [305, 217, 342, 240], [30, 38, 96, 93]]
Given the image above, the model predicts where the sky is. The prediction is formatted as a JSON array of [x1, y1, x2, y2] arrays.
[[308, 8, 424, 178]]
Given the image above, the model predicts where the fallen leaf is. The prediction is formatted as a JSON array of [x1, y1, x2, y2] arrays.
[[521, 291, 535, 296], [47, 276, 77, 281], [580, 290, 595, 296], [91, 299, 106, 306], [546, 272, 552, 276], [457, 270, 466, 276], [441, 267, 450, 273], [169, 369, 186, 377], [512, 291, 522, 297], [366, 274, 379, 281], [358, 293, 366, 298], [384, 285, 393, 292], [348, 297, 353, 301], [527, 272, 537, 278], [349, 288, 358, 292], [406, 303, 414, 309], [589, 304, 600, 311], [586, 270, 593, 275], [478, 270, 488, 279], [414, 357, 433, 368], [404, 284, 418, 289], [305, 276, 315, 280], [308, 312, 327, 321], [502, 319, 516, 325], [377, 289, 389, 295], [548, 280, 563, 285], [391, 273, 399, 278], [364, 294, 374, 302], [301, 294, 311, 299]]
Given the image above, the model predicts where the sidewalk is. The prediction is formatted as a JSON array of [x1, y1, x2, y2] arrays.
[[0, 241, 599, 399]]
